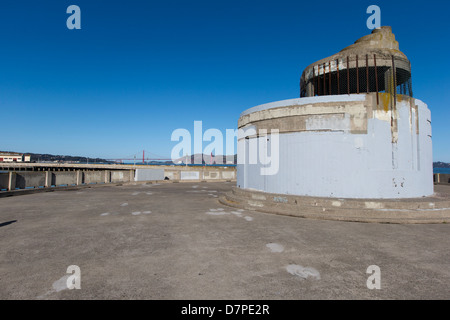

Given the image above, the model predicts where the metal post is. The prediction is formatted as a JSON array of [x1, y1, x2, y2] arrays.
[[337, 59, 340, 95], [323, 63, 326, 95], [329, 61, 331, 95], [314, 66, 318, 96], [317, 65, 321, 96], [347, 56, 350, 95], [366, 54, 369, 93], [356, 55, 359, 94], [374, 54, 379, 105]]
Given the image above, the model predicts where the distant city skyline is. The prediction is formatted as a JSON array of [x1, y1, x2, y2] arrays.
[[1, 0, 449, 162]]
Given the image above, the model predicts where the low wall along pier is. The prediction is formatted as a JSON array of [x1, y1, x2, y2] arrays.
[[434, 174, 450, 185], [0, 163, 236, 195], [0, 162, 445, 196]]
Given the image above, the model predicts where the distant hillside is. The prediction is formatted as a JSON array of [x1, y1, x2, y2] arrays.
[[434, 162, 450, 168], [0, 150, 113, 164]]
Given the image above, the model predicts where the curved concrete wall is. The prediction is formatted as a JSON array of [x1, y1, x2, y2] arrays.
[[237, 93, 433, 199]]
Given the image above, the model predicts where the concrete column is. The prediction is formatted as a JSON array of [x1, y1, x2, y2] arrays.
[[130, 169, 134, 182], [76, 170, 82, 185], [8, 172, 16, 191], [104, 170, 111, 184], [437, 174, 441, 184], [45, 171, 52, 187], [306, 82, 313, 97]]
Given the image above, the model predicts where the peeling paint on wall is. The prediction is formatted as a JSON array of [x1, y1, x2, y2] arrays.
[[237, 94, 433, 199]]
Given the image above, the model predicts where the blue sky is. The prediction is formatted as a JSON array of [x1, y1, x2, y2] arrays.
[[0, 0, 449, 161]]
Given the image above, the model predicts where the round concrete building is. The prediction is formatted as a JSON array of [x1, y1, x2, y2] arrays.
[[236, 27, 433, 199]]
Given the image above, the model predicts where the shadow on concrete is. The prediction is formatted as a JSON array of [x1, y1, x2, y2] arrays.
[[0, 220, 17, 228]]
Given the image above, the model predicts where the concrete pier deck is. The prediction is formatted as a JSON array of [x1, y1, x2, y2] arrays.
[[0, 182, 449, 299]]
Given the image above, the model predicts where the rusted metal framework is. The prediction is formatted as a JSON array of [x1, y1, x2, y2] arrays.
[[300, 54, 413, 101]]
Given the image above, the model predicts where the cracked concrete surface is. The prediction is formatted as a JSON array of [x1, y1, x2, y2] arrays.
[[0, 182, 449, 300]]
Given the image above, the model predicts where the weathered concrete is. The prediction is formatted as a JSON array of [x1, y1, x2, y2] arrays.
[[0, 164, 236, 192], [53, 172, 78, 186], [238, 93, 433, 199], [166, 168, 236, 182], [0, 182, 448, 299], [300, 26, 412, 97], [81, 171, 104, 185], [111, 170, 133, 183], [134, 169, 164, 182], [220, 185, 450, 224], [0, 162, 236, 173], [14, 172, 46, 189], [181, 171, 200, 180], [0, 173, 9, 190]]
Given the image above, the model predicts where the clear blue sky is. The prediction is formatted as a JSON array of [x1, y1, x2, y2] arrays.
[[1, 0, 449, 161]]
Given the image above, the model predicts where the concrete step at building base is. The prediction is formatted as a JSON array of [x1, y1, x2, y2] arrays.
[[220, 187, 450, 224]]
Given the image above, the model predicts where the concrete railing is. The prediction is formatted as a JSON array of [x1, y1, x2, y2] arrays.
[[162, 168, 235, 181], [0, 170, 134, 191], [0, 166, 236, 192], [2, 167, 444, 192], [434, 173, 450, 185]]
